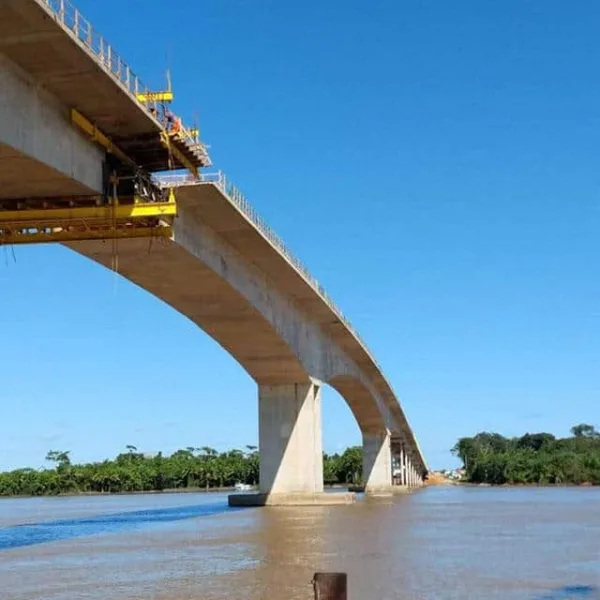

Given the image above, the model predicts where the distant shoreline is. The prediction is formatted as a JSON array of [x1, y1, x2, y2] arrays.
[[0, 487, 242, 500], [1, 481, 598, 500], [0, 484, 355, 501], [428, 480, 598, 488]]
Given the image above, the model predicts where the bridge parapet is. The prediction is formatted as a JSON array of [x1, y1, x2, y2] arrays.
[[156, 172, 376, 363], [41, 0, 150, 107], [32, 0, 210, 169]]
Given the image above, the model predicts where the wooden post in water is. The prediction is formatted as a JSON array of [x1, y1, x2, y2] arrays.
[[313, 573, 347, 600]]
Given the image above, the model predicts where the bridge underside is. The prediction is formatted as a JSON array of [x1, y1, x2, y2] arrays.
[[0, 142, 96, 199], [0, 0, 155, 138], [66, 235, 310, 385], [0, 0, 209, 173]]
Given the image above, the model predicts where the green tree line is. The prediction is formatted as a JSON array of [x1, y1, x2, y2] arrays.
[[0, 445, 363, 497], [452, 423, 600, 485]]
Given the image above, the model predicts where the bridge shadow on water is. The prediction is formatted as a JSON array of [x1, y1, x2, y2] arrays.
[[533, 586, 600, 599], [0, 501, 239, 551]]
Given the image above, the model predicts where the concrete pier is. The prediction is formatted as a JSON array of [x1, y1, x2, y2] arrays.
[[362, 431, 393, 495], [229, 382, 354, 506], [229, 492, 355, 507], [259, 382, 323, 495]]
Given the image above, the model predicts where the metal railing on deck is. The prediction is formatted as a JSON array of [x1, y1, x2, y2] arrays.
[[155, 171, 379, 368], [42, 0, 151, 101], [40, 0, 207, 156]]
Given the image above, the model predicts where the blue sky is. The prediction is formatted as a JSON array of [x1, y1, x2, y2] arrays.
[[1, 0, 598, 471]]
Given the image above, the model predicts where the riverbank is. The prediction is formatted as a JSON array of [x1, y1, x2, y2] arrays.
[[0, 484, 362, 500], [0, 487, 246, 500]]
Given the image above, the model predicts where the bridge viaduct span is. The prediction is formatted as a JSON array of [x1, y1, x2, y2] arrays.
[[0, 0, 427, 504]]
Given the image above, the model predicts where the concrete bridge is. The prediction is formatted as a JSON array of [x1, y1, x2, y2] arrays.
[[0, 0, 427, 504]]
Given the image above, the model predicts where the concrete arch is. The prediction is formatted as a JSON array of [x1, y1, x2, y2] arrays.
[[328, 374, 387, 435], [68, 234, 310, 385]]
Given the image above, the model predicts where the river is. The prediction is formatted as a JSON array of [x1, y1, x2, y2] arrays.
[[0, 487, 598, 599]]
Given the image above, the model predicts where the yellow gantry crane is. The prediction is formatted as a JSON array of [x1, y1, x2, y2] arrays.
[[0, 75, 208, 246]]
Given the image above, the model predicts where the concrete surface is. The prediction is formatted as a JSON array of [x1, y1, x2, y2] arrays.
[[362, 431, 393, 493], [258, 382, 323, 495], [0, 52, 102, 197], [228, 492, 356, 507], [0, 0, 160, 138]]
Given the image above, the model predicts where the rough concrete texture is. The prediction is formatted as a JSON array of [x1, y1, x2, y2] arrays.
[[0, 53, 103, 197], [259, 382, 323, 495], [228, 492, 355, 507], [362, 431, 392, 493]]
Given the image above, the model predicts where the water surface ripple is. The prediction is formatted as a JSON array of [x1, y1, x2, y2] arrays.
[[0, 487, 598, 599]]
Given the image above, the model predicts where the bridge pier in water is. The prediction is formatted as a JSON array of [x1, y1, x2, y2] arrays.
[[362, 431, 393, 495], [229, 381, 354, 506], [230, 386, 425, 507], [390, 439, 425, 491]]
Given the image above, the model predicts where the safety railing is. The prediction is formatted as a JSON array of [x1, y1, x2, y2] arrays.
[[40, 0, 210, 162], [42, 0, 150, 104], [154, 171, 378, 366], [173, 123, 211, 163]]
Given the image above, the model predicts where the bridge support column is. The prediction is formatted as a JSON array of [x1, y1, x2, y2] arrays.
[[259, 381, 324, 495], [229, 381, 354, 507], [362, 430, 392, 495]]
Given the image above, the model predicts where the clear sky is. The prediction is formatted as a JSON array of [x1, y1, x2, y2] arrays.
[[1, 0, 598, 471]]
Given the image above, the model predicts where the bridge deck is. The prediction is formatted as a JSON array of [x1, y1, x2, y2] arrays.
[[0, 0, 209, 172]]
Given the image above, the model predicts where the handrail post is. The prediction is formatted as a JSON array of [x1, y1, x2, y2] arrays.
[[59, 0, 65, 22]]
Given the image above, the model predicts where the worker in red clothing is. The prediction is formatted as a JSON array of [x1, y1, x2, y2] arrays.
[[165, 110, 181, 136]]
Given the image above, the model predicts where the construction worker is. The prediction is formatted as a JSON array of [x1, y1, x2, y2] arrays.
[[165, 110, 181, 136]]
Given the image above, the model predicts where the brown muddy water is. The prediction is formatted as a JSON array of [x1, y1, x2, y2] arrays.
[[0, 486, 598, 599]]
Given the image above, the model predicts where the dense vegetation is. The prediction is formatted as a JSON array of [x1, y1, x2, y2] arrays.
[[0, 446, 363, 497], [453, 424, 600, 485]]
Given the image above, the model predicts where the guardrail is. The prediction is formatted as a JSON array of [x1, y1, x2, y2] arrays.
[[155, 171, 378, 366], [40, 0, 204, 155], [42, 0, 150, 101]]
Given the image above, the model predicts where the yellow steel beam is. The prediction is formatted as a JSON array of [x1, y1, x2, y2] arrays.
[[160, 131, 199, 179], [0, 226, 172, 246], [71, 109, 135, 167], [137, 91, 174, 103], [0, 201, 176, 223]]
